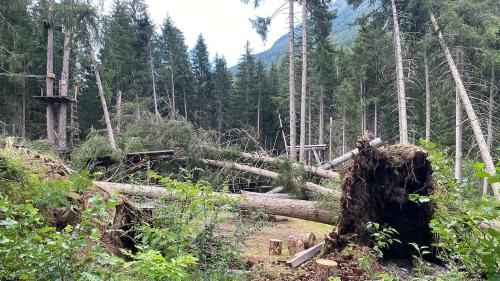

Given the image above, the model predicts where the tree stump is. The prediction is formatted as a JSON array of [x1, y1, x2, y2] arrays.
[[288, 235, 305, 256], [269, 239, 282, 255], [315, 258, 338, 281], [298, 232, 316, 249]]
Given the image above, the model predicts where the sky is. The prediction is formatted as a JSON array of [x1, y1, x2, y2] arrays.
[[116, 0, 302, 66]]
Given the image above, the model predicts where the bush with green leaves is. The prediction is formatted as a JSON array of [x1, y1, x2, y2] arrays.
[[420, 140, 500, 279], [366, 222, 401, 259]]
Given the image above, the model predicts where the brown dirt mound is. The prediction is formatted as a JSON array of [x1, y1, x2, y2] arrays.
[[325, 144, 435, 259]]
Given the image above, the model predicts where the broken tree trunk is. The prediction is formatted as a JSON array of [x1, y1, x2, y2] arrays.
[[321, 138, 382, 170], [239, 152, 340, 181], [88, 28, 117, 150], [429, 11, 499, 199], [202, 159, 338, 196], [94, 181, 336, 224], [240, 190, 298, 199]]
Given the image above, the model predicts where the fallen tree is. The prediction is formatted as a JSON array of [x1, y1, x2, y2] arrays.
[[202, 159, 338, 196], [94, 181, 336, 225], [239, 152, 340, 181], [321, 138, 382, 170]]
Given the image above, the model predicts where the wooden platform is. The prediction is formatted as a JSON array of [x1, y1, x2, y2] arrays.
[[33, 96, 75, 103]]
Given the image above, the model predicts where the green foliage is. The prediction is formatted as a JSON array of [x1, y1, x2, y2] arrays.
[[274, 156, 306, 194], [70, 132, 116, 169], [372, 272, 399, 281], [409, 242, 432, 278], [366, 222, 401, 259], [421, 140, 500, 279]]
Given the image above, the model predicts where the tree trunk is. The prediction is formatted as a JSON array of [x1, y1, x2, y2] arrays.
[[183, 88, 188, 120], [88, 29, 117, 150], [299, 0, 308, 162], [288, 0, 297, 161], [308, 96, 312, 164], [21, 77, 26, 140], [257, 79, 261, 140], [429, 11, 499, 199], [321, 138, 382, 170], [424, 49, 431, 141], [170, 53, 176, 115], [58, 23, 72, 151], [328, 116, 333, 160], [217, 82, 223, 133], [360, 79, 365, 134], [319, 92, 324, 146], [202, 159, 338, 196], [116, 90, 122, 134], [374, 103, 378, 136], [454, 49, 462, 182], [45, 1, 55, 143], [342, 104, 346, 154], [483, 66, 495, 195], [390, 0, 408, 144], [239, 152, 340, 181], [94, 181, 336, 225], [149, 44, 159, 117], [278, 109, 288, 155], [269, 239, 282, 255]]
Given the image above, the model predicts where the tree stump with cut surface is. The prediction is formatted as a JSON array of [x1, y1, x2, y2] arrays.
[[269, 239, 282, 255]]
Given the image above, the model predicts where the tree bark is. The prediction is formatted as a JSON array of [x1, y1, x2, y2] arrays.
[[202, 159, 338, 196], [321, 138, 382, 170], [454, 49, 462, 182], [342, 104, 346, 154], [88, 29, 117, 150], [94, 181, 336, 224], [374, 103, 378, 136], [308, 96, 312, 163], [390, 0, 408, 144], [170, 53, 176, 115], [299, 0, 308, 162], [278, 109, 288, 155], [58, 22, 72, 150], [429, 11, 499, 199], [149, 43, 159, 117], [319, 92, 324, 148], [239, 152, 340, 181], [484, 66, 495, 195], [257, 79, 261, 140], [45, 0, 55, 143], [289, 0, 297, 161], [424, 49, 431, 141], [328, 116, 333, 160], [116, 90, 122, 134]]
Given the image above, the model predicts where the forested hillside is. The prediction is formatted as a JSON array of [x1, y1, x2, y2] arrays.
[[0, 0, 499, 280]]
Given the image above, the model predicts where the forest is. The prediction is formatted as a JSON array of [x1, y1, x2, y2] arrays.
[[0, 0, 499, 280]]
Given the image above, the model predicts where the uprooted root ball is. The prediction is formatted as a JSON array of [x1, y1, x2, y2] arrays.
[[325, 144, 435, 259]]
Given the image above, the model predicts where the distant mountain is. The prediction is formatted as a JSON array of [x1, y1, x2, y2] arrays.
[[231, 0, 376, 72]]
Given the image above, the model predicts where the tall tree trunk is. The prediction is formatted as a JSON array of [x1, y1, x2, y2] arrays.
[[257, 79, 261, 140], [170, 53, 176, 115], [58, 23, 72, 151], [217, 85, 223, 133], [360, 79, 365, 133], [483, 67, 495, 194], [149, 44, 159, 117], [116, 90, 122, 134], [288, 0, 297, 161], [390, 0, 408, 144], [88, 30, 116, 150], [278, 109, 288, 155], [342, 104, 346, 154], [454, 49, 463, 182], [319, 92, 324, 145], [45, 1, 55, 143], [183, 88, 188, 120], [299, 0, 308, 162], [308, 96, 312, 163], [429, 11, 499, 199], [374, 103, 378, 136], [328, 116, 333, 160], [21, 77, 26, 140], [424, 49, 431, 141]]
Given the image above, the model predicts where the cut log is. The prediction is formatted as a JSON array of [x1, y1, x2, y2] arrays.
[[288, 235, 305, 256], [286, 242, 323, 268], [94, 181, 336, 224], [202, 159, 338, 196], [269, 239, 282, 255], [297, 233, 316, 249], [321, 137, 382, 170], [240, 152, 340, 181], [315, 259, 338, 281]]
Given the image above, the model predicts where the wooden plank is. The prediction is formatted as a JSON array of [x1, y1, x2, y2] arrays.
[[286, 242, 323, 268]]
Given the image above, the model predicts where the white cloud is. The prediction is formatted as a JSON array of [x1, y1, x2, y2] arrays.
[[139, 0, 301, 66]]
